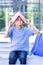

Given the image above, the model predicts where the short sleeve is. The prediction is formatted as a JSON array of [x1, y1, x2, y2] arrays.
[[8, 27, 13, 40], [25, 27, 34, 36]]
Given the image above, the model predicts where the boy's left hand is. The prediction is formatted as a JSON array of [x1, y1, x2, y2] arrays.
[[24, 19, 30, 25]]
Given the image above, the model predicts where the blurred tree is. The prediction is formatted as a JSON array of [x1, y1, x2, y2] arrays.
[[0, 8, 5, 31]]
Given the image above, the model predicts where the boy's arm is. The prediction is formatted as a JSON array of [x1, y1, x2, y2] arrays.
[[4, 26, 10, 38], [25, 19, 40, 34], [4, 21, 13, 38]]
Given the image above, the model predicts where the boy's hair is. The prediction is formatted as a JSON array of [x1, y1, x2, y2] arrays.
[[15, 16, 24, 22]]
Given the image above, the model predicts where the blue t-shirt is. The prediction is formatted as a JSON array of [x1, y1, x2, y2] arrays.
[[8, 26, 34, 53]]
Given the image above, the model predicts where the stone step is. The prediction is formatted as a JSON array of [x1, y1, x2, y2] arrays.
[[0, 42, 33, 51], [0, 42, 33, 58]]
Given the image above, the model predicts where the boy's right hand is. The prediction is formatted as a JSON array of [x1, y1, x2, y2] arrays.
[[8, 21, 14, 28]]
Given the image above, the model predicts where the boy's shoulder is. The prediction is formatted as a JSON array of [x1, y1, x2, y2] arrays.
[[23, 26, 30, 30], [22, 27, 30, 32], [10, 26, 16, 30]]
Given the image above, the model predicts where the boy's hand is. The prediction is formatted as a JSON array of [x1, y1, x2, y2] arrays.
[[24, 19, 30, 25], [8, 20, 14, 27]]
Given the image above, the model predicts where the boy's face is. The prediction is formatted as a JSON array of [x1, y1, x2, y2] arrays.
[[14, 16, 23, 26]]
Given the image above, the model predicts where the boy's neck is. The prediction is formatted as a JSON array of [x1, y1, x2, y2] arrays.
[[16, 25, 22, 29]]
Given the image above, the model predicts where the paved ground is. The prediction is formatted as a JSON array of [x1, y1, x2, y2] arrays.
[[0, 55, 43, 65]]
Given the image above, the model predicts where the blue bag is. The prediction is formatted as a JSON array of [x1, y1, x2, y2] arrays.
[[31, 33, 43, 56]]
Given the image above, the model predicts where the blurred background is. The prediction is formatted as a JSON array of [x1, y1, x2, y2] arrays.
[[0, 0, 43, 32], [0, 0, 43, 65]]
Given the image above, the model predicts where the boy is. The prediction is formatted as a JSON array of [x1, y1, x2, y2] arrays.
[[4, 11, 39, 64]]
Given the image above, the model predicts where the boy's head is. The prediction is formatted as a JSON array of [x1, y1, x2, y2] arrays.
[[12, 11, 27, 25], [14, 16, 24, 26]]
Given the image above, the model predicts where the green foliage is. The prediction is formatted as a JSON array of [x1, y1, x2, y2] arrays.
[[0, 8, 5, 31], [23, 23, 27, 27]]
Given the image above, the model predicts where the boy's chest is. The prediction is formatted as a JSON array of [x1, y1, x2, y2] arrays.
[[13, 29, 25, 38]]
